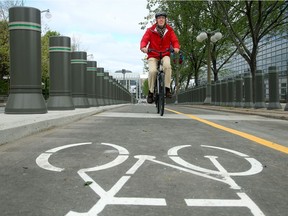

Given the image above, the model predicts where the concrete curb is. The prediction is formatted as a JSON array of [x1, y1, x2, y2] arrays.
[[0, 104, 126, 146], [180, 104, 288, 121]]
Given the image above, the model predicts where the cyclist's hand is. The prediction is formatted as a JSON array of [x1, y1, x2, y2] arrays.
[[141, 47, 148, 53], [174, 48, 180, 54]]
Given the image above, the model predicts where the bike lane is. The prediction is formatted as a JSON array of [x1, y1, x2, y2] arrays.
[[0, 104, 287, 216]]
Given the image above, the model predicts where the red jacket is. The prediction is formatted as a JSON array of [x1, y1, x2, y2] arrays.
[[140, 23, 180, 59]]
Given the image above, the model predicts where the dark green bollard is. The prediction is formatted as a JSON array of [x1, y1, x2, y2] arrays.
[[111, 78, 117, 104], [215, 80, 221, 106], [211, 81, 216, 105], [221, 79, 227, 106], [47, 36, 74, 110], [5, 7, 47, 114], [254, 70, 266, 109], [243, 72, 253, 108], [285, 74, 288, 111], [227, 78, 234, 107], [87, 61, 98, 107], [267, 66, 282, 110], [109, 76, 115, 104], [103, 72, 110, 105], [71, 52, 90, 108], [234, 75, 243, 107], [96, 67, 105, 106]]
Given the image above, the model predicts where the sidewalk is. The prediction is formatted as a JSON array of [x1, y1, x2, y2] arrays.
[[181, 103, 288, 121], [0, 104, 125, 146]]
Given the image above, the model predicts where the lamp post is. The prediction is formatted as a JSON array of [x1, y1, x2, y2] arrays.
[[87, 54, 94, 60], [115, 69, 132, 89], [196, 31, 222, 104], [41, 9, 52, 19]]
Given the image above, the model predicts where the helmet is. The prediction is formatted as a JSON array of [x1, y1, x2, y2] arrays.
[[155, 12, 167, 19]]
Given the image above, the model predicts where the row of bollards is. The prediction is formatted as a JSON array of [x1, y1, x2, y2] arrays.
[[4, 6, 131, 114], [176, 66, 287, 111]]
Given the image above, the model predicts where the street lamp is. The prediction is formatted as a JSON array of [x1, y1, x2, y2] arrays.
[[87, 54, 94, 60], [41, 9, 52, 19], [196, 31, 222, 104], [115, 69, 132, 89]]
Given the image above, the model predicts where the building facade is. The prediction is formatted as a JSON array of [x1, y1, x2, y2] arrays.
[[221, 32, 288, 102]]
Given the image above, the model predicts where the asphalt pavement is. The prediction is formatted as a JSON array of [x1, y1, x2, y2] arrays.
[[0, 103, 287, 216], [0, 102, 287, 146]]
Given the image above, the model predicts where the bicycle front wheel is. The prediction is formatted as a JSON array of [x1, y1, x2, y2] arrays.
[[159, 73, 165, 116], [155, 93, 160, 114]]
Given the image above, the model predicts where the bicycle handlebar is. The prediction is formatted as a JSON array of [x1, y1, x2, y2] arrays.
[[148, 48, 171, 59]]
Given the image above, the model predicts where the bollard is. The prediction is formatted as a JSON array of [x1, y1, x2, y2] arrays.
[[96, 67, 105, 106], [112, 78, 118, 104], [243, 72, 253, 108], [71, 52, 90, 108], [285, 74, 288, 111], [267, 66, 282, 110], [254, 70, 266, 109], [114, 80, 120, 104], [234, 75, 243, 107], [227, 78, 234, 107], [211, 81, 216, 105], [103, 72, 110, 105], [5, 7, 47, 114], [47, 36, 74, 110], [109, 76, 114, 105], [109, 76, 116, 104], [87, 61, 98, 107], [221, 79, 227, 106], [215, 80, 221, 106]]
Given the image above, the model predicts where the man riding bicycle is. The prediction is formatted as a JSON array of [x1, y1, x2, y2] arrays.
[[140, 11, 180, 104]]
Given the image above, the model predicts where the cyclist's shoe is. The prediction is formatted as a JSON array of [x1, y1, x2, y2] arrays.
[[147, 91, 154, 104], [166, 88, 172, 98]]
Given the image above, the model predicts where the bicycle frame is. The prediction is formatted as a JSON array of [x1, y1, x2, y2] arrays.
[[148, 49, 168, 116]]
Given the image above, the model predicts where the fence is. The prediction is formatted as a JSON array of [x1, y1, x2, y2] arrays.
[[169, 66, 288, 111]]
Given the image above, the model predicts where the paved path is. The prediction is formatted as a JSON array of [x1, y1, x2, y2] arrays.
[[0, 104, 287, 216]]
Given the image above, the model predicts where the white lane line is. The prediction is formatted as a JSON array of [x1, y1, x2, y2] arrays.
[[36, 142, 129, 173], [202, 145, 248, 157], [95, 112, 281, 121], [94, 112, 189, 119], [185, 192, 265, 216], [46, 142, 92, 153], [36, 142, 92, 172], [126, 155, 156, 175], [168, 145, 263, 177], [101, 142, 129, 155], [35, 153, 64, 172], [80, 155, 129, 173]]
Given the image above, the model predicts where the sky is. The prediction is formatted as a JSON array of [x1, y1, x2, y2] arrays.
[[23, 0, 151, 78]]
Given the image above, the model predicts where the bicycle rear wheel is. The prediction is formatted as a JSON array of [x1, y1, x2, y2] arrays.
[[155, 93, 160, 113], [159, 73, 165, 116]]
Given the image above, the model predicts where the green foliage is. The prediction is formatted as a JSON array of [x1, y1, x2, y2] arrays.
[[142, 79, 149, 96], [41, 30, 61, 81], [0, 20, 9, 94], [140, 0, 288, 92]]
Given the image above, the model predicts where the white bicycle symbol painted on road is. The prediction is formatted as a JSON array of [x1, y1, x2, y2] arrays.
[[36, 143, 265, 216]]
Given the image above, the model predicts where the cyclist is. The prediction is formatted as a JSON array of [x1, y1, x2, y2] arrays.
[[140, 11, 180, 104]]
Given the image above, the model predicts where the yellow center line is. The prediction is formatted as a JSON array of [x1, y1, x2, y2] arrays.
[[165, 108, 288, 154]]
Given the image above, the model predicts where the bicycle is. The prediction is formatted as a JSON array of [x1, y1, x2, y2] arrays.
[[148, 49, 169, 116]]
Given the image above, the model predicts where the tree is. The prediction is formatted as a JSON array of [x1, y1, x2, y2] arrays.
[[0, 0, 22, 94], [41, 30, 60, 99], [214, 0, 288, 101], [0, 0, 22, 21], [139, 0, 237, 91], [41, 30, 61, 91], [142, 79, 149, 96], [0, 20, 9, 94]]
